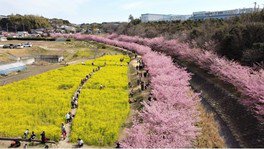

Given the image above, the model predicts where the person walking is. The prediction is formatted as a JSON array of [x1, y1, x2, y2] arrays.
[[40, 131, 46, 143], [141, 81, 145, 91], [29, 131, 36, 141], [74, 100, 78, 108], [61, 123, 67, 140], [65, 112, 71, 123], [71, 100, 75, 109], [23, 129, 29, 139], [115, 142, 121, 148], [77, 138, 84, 148]]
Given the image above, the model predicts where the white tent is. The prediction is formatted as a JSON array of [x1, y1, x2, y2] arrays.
[[0, 62, 26, 75]]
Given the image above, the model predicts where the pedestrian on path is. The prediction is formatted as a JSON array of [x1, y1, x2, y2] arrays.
[[29, 131, 36, 141], [74, 100, 78, 108], [71, 100, 75, 109], [61, 123, 67, 140], [65, 112, 71, 123], [77, 138, 84, 148], [23, 129, 29, 139], [40, 131, 46, 143], [115, 142, 121, 148]]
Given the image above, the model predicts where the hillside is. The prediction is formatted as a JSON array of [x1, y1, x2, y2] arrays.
[[103, 10, 264, 67]]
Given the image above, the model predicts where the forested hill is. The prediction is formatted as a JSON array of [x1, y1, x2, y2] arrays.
[[0, 14, 52, 31], [102, 10, 264, 67], [0, 14, 78, 32]]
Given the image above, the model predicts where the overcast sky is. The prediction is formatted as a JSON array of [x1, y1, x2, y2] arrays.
[[0, 0, 263, 24]]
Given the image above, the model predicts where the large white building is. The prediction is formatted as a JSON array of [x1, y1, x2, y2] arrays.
[[141, 8, 256, 22], [192, 8, 255, 20], [141, 14, 191, 22]]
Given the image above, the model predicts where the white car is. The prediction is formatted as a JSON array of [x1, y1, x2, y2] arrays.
[[0, 45, 3, 48], [15, 44, 24, 49], [23, 42, 32, 47]]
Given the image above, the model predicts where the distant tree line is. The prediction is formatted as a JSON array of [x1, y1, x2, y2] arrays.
[[1, 12, 263, 66], [49, 18, 71, 27], [102, 11, 264, 67], [0, 14, 51, 32]]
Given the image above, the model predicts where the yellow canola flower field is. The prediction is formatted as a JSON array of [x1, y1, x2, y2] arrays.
[[0, 61, 97, 141], [71, 55, 130, 146]]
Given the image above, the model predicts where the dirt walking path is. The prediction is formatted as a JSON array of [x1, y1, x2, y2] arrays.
[[57, 109, 77, 148], [57, 65, 102, 148]]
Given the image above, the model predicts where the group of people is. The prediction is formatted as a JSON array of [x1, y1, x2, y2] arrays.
[[92, 66, 101, 73], [72, 69, 97, 109], [71, 89, 80, 109], [8, 128, 81, 148], [135, 58, 145, 71], [80, 73, 91, 86], [137, 59, 150, 91], [23, 129, 39, 142], [62, 67, 102, 145], [24, 129, 49, 143], [61, 122, 83, 147], [129, 57, 150, 102]]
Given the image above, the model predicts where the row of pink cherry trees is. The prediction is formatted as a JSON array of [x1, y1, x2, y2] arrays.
[[107, 34, 264, 120], [63, 34, 200, 147]]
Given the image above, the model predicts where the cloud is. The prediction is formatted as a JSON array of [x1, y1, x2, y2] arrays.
[[121, 1, 144, 10], [0, 0, 89, 20]]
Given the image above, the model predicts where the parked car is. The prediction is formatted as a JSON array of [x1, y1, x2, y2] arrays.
[[0, 45, 3, 48], [15, 44, 24, 49], [23, 42, 32, 47], [3, 44, 10, 49], [10, 44, 16, 49], [3, 44, 15, 49], [2, 44, 9, 48]]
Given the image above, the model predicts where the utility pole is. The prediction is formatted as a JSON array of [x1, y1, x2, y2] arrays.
[[23, 23, 25, 31], [15, 25, 17, 33], [93, 47, 98, 59], [254, 2, 257, 11], [6, 23, 8, 32]]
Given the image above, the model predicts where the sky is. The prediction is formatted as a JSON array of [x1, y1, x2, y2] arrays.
[[0, 0, 263, 24]]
